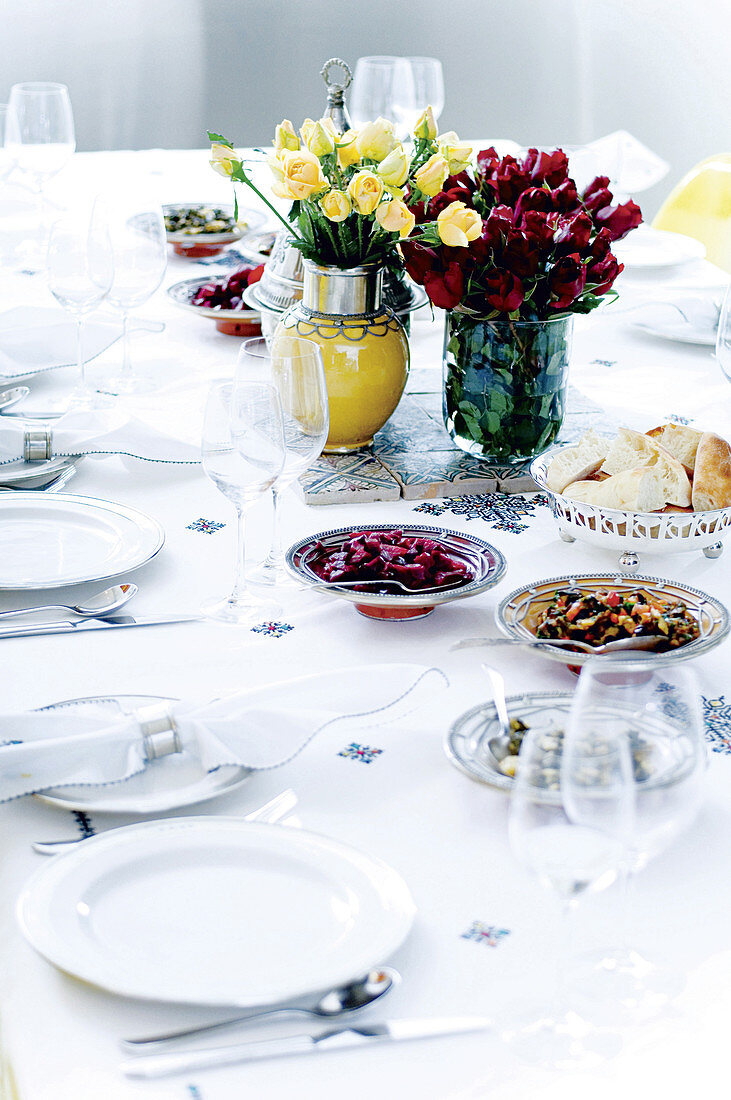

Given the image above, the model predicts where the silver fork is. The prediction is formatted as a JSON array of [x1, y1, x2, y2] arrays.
[[31, 788, 298, 854]]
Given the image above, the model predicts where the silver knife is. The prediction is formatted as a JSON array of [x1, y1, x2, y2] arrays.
[[121, 1017, 492, 1079], [0, 614, 200, 639]]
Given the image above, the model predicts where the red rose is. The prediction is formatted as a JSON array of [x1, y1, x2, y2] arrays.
[[586, 252, 623, 294], [423, 261, 464, 309], [479, 204, 515, 248], [401, 241, 437, 285], [589, 227, 614, 261], [582, 176, 613, 214], [513, 186, 555, 222], [524, 148, 570, 187], [501, 231, 540, 279], [554, 211, 593, 253], [484, 268, 524, 312], [429, 182, 477, 218], [487, 156, 532, 205], [476, 147, 501, 177], [548, 253, 586, 309], [550, 179, 579, 212], [520, 210, 558, 249], [594, 199, 643, 241]]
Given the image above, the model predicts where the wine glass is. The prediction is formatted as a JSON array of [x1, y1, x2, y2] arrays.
[[563, 659, 708, 1021], [349, 56, 415, 134], [236, 336, 328, 586], [46, 202, 114, 408], [715, 280, 731, 383], [394, 57, 445, 139], [506, 719, 631, 1066], [201, 380, 286, 624], [0, 106, 15, 185], [4, 83, 75, 272], [103, 192, 167, 394]]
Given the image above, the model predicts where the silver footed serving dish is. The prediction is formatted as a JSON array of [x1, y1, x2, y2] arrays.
[[285, 525, 507, 621], [495, 573, 729, 667], [531, 444, 731, 573]]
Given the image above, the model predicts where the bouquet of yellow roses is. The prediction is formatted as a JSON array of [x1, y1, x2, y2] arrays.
[[209, 109, 471, 269]]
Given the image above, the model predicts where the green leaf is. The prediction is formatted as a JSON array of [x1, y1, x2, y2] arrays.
[[207, 132, 233, 146]]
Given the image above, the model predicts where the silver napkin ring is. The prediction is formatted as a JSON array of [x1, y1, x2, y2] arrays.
[[23, 429, 52, 463], [135, 702, 182, 760]]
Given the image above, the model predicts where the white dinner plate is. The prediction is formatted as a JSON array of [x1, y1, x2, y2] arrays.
[[0, 493, 164, 589], [631, 316, 717, 346], [17, 817, 416, 1006], [614, 225, 706, 270], [34, 695, 251, 814]]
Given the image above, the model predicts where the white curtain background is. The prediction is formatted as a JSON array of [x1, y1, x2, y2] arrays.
[[1, 0, 729, 216]]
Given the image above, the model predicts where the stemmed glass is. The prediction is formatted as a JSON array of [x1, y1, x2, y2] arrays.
[[350, 57, 415, 133], [236, 337, 328, 586], [393, 58, 445, 139], [563, 659, 708, 1022], [507, 719, 632, 1066], [46, 202, 114, 408], [715, 281, 731, 383], [104, 192, 167, 394], [201, 380, 286, 624], [4, 83, 75, 271]]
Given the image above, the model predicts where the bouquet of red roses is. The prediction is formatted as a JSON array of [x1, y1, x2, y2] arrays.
[[402, 146, 642, 317]]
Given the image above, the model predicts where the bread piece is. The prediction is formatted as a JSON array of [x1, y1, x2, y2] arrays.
[[601, 428, 691, 506], [692, 432, 731, 510], [645, 423, 703, 472], [564, 467, 667, 512], [546, 430, 609, 493]]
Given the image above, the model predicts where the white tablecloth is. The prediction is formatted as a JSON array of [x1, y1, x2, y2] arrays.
[[0, 150, 730, 1100]]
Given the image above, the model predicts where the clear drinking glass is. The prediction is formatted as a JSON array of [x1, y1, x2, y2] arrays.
[[563, 659, 708, 1022], [201, 380, 286, 624], [0, 106, 14, 184], [715, 281, 731, 383], [350, 56, 415, 133], [46, 202, 114, 408], [104, 193, 167, 394], [506, 720, 632, 1066], [4, 83, 75, 271], [236, 337, 328, 586], [395, 57, 445, 138]]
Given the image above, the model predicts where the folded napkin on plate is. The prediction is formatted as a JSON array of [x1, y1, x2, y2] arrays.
[[0, 407, 200, 465], [0, 307, 122, 378], [0, 665, 448, 802]]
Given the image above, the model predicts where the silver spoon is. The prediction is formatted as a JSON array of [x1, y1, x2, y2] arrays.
[[453, 634, 669, 656], [481, 665, 511, 742], [0, 582, 137, 622], [121, 968, 398, 1051], [311, 576, 469, 595], [0, 385, 30, 413]]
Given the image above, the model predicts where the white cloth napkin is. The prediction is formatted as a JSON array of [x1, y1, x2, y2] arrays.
[[0, 307, 123, 379], [0, 407, 200, 465], [585, 130, 670, 194], [0, 665, 448, 802]]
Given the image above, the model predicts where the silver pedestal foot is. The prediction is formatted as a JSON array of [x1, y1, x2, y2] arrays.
[[619, 551, 640, 572], [559, 528, 576, 544], [703, 542, 724, 559]]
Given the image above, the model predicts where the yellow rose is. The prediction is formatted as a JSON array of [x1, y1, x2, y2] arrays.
[[306, 120, 335, 157], [319, 117, 340, 140], [336, 130, 361, 169], [274, 120, 299, 153], [347, 170, 384, 215], [210, 142, 237, 178], [413, 107, 437, 141], [436, 201, 482, 247], [438, 131, 472, 175], [319, 189, 352, 223], [270, 149, 328, 201], [374, 198, 416, 238], [299, 117, 317, 147], [377, 144, 409, 188], [356, 118, 397, 163], [413, 152, 449, 197]]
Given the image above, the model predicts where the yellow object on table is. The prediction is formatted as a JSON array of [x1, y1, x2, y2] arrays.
[[653, 153, 731, 272]]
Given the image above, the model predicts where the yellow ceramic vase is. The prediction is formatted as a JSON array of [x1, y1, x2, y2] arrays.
[[273, 261, 409, 452]]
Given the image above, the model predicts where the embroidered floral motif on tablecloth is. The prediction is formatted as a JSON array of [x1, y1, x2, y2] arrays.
[[72, 811, 95, 838], [338, 743, 383, 764], [413, 492, 549, 533], [703, 695, 731, 754], [461, 921, 511, 947], [250, 621, 294, 639], [186, 518, 226, 534]]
